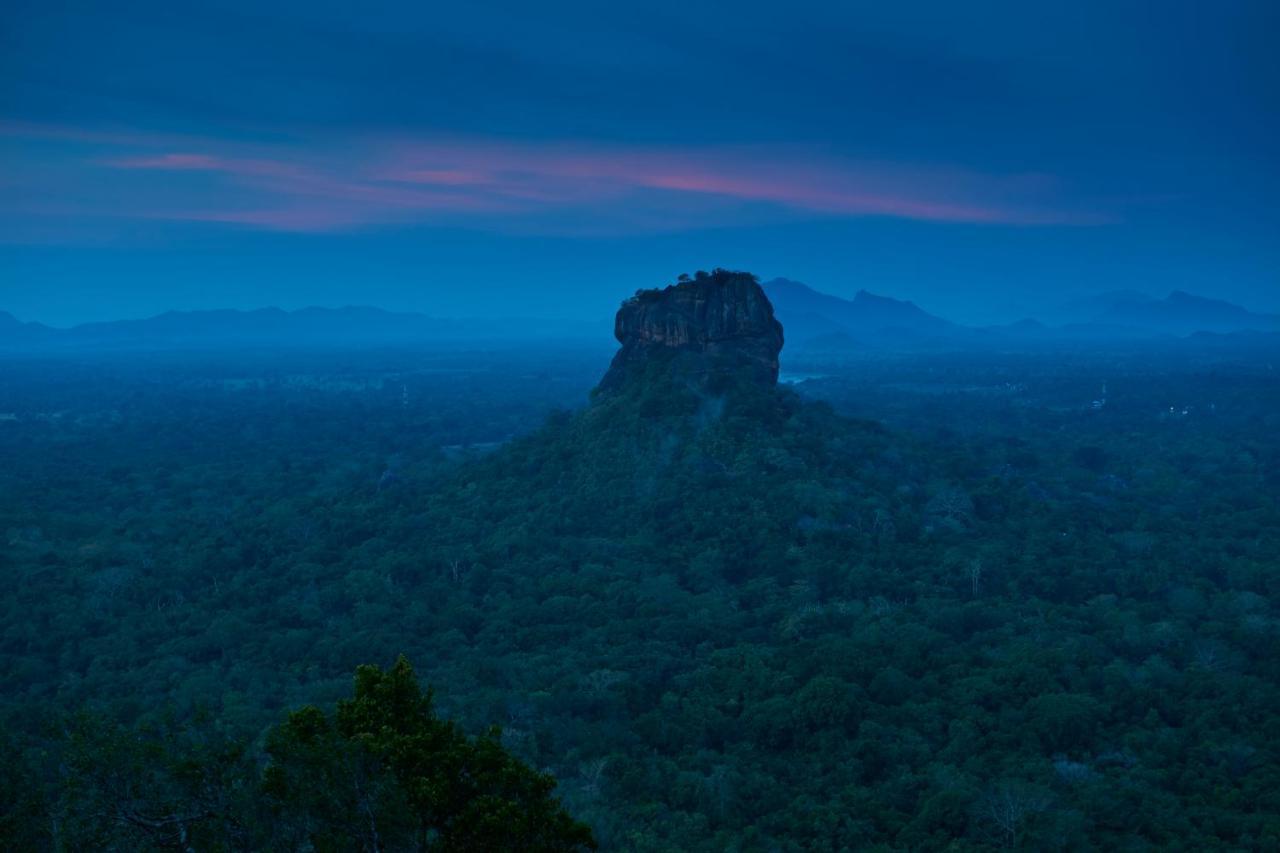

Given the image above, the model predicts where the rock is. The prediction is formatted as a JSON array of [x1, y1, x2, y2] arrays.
[[599, 270, 785, 391]]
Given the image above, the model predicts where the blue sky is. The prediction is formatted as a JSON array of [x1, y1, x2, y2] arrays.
[[2, 0, 1276, 325]]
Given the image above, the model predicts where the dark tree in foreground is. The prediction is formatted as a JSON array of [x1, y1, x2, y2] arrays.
[[15, 658, 594, 852], [51, 712, 252, 851], [261, 656, 596, 852]]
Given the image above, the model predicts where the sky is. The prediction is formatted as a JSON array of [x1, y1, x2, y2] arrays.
[[1, 0, 1277, 326]]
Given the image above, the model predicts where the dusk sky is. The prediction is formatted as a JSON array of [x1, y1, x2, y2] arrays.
[[2, 0, 1277, 326]]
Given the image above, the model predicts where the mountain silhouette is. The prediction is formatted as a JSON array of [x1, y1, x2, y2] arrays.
[[1092, 291, 1278, 335], [763, 278, 957, 347], [3, 283, 1276, 354], [766, 279, 1278, 349], [0, 306, 598, 351]]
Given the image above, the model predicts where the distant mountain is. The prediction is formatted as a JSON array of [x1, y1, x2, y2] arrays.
[[0, 311, 57, 346], [6, 283, 1275, 356], [1056, 290, 1154, 325], [0, 306, 600, 352], [989, 318, 1048, 335], [63, 306, 462, 348], [1056, 290, 1279, 336], [764, 279, 1278, 353], [1099, 291, 1279, 335], [763, 278, 959, 348]]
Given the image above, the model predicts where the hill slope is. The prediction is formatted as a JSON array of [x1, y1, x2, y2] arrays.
[[764, 278, 958, 347], [0, 305, 599, 351], [1, 272, 1277, 850]]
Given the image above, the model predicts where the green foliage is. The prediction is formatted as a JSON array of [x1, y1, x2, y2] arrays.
[[0, 735, 49, 850], [262, 656, 596, 852], [2, 347, 1280, 850], [2, 660, 591, 851], [54, 712, 253, 851]]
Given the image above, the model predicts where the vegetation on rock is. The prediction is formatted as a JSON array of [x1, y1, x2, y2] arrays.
[[2, 286, 1279, 850]]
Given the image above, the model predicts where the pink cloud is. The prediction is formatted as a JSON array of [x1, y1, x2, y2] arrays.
[[162, 207, 368, 232], [636, 171, 1009, 223], [2, 122, 1114, 235], [395, 168, 494, 187], [108, 152, 308, 180], [110, 153, 222, 170], [379, 141, 1109, 226]]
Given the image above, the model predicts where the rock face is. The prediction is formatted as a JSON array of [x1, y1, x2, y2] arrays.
[[599, 270, 784, 391]]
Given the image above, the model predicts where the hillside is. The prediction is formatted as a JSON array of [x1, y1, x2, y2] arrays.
[[3, 271, 1278, 849], [1087, 291, 1280, 335], [0, 305, 601, 351], [764, 278, 959, 347], [764, 279, 1279, 352]]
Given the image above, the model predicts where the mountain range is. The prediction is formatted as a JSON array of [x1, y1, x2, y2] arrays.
[[0, 306, 601, 352], [762, 279, 959, 348], [1054, 289, 1280, 336], [2, 280, 1276, 354], [762, 279, 1279, 351]]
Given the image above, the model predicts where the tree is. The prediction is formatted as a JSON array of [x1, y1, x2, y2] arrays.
[[925, 486, 976, 531], [1070, 446, 1108, 472], [37, 660, 595, 852], [262, 656, 596, 852], [55, 712, 251, 852], [0, 736, 50, 851], [978, 783, 1052, 849]]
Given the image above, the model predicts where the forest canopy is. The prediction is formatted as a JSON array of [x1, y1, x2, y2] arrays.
[[8, 657, 595, 851], [1, 342, 1278, 850]]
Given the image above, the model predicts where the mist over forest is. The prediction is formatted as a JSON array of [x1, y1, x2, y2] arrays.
[[5, 0, 1280, 848], [2, 269, 1279, 850]]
